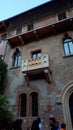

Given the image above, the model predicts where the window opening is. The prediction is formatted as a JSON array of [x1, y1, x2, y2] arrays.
[[27, 23, 33, 31], [63, 38, 73, 56], [30, 92, 38, 117], [58, 11, 66, 21], [16, 27, 22, 35], [32, 50, 41, 58], [20, 93, 27, 117], [13, 48, 21, 67]]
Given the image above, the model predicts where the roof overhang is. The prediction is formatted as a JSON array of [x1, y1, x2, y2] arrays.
[[7, 17, 73, 48]]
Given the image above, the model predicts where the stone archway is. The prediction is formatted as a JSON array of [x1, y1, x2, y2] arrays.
[[58, 81, 73, 130], [69, 93, 73, 127]]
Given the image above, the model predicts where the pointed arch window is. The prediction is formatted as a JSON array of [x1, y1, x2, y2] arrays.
[[63, 38, 73, 56], [13, 48, 21, 67], [18, 91, 39, 117], [19, 93, 27, 117], [30, 92, 38, 117]]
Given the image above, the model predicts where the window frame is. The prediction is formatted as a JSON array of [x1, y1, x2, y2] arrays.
[[63, 38, 73, 56], [19, 93, 27, 117], [18, 91, 39, 117], [31, 49, 42, 59], [58, 11, 66, 21], [27, 23, 33, 31], [16, 27, 22, 35], [30, 92, 38, 117], [13, 48, 21, 68]]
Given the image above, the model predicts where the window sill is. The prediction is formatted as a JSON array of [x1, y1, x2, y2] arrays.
[[10, 66, 21, 70], [63, 54, 73, 58]]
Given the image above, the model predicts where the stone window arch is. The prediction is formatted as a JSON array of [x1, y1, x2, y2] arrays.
[[63, 34, 73, 56], [17, 90, 39, 118], [13, 48, 21, 67]]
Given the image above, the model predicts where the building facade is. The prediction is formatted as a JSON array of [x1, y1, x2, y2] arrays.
[[0, 0, 73, 130]]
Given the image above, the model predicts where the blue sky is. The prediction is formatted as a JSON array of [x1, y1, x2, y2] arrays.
[[0, 0, 51, 21]]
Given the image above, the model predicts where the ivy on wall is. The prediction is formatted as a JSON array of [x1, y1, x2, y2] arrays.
[[0, 58, 7, 94]]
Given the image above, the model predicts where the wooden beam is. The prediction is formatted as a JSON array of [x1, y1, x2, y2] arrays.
[[34, 30, 39, 40], [52, 24, 57, 35], [19, 36, 25, 45]]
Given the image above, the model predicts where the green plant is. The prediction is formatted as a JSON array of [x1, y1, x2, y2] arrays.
[[0, 94, 13, 120], [0, 58, 7, 93]]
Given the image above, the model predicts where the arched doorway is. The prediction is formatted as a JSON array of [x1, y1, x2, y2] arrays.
[[69, 93, 73, 128], [58, 82, 73, 130]]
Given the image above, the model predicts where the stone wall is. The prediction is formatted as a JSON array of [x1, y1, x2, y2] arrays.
[[4, 31, 73, 130]]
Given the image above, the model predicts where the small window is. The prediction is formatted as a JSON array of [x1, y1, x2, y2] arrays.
[[27, 23, 33, 31], [13, 48, 21, 67], [16, 27, 22, 35], [63, 38, 73, 56], [32, 50, 41, 58], [58, 12, 66, 21]]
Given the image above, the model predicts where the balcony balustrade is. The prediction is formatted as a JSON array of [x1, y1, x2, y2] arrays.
[[22, 54, 49, 73]]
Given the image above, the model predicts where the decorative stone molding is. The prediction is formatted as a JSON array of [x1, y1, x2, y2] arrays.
[[16, 84, 40, 118], [57, 81, 73, 130]]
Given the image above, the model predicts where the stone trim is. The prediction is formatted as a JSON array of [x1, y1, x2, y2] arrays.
[[58, 81, 73, 130], [16, 84, 40, 120]]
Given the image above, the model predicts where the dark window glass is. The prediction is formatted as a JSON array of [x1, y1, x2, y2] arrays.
[[13, 49, 21, 67], [27, 23, 33, 31], [32, 50, 41, 58], [63, 38, 73, 56], [58, 12, 66, 21], [16, 27, 22, 35], [30, 92, 38, 117], [20, 93, 27, 117]]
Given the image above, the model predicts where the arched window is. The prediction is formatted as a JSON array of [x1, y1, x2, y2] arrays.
[[0, 55, 4, 60], [69, 93, 73, 128], [13, 48, 21, 67], [30, 92, 38, 117], [19, 93, 27, 117], [63, 38, 73, 56]]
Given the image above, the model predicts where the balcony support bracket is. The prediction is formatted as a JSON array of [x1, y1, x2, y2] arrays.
[[34, 30, 39, 41], [44, 69, 52, 83], [24, 73, 30, 86], [19, 36, 25, 45]]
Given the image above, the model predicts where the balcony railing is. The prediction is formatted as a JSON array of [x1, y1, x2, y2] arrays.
[[22, 54, 49, 73]]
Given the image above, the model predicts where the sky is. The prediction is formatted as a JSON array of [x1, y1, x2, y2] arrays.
[[0, 0, 51, 21]]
